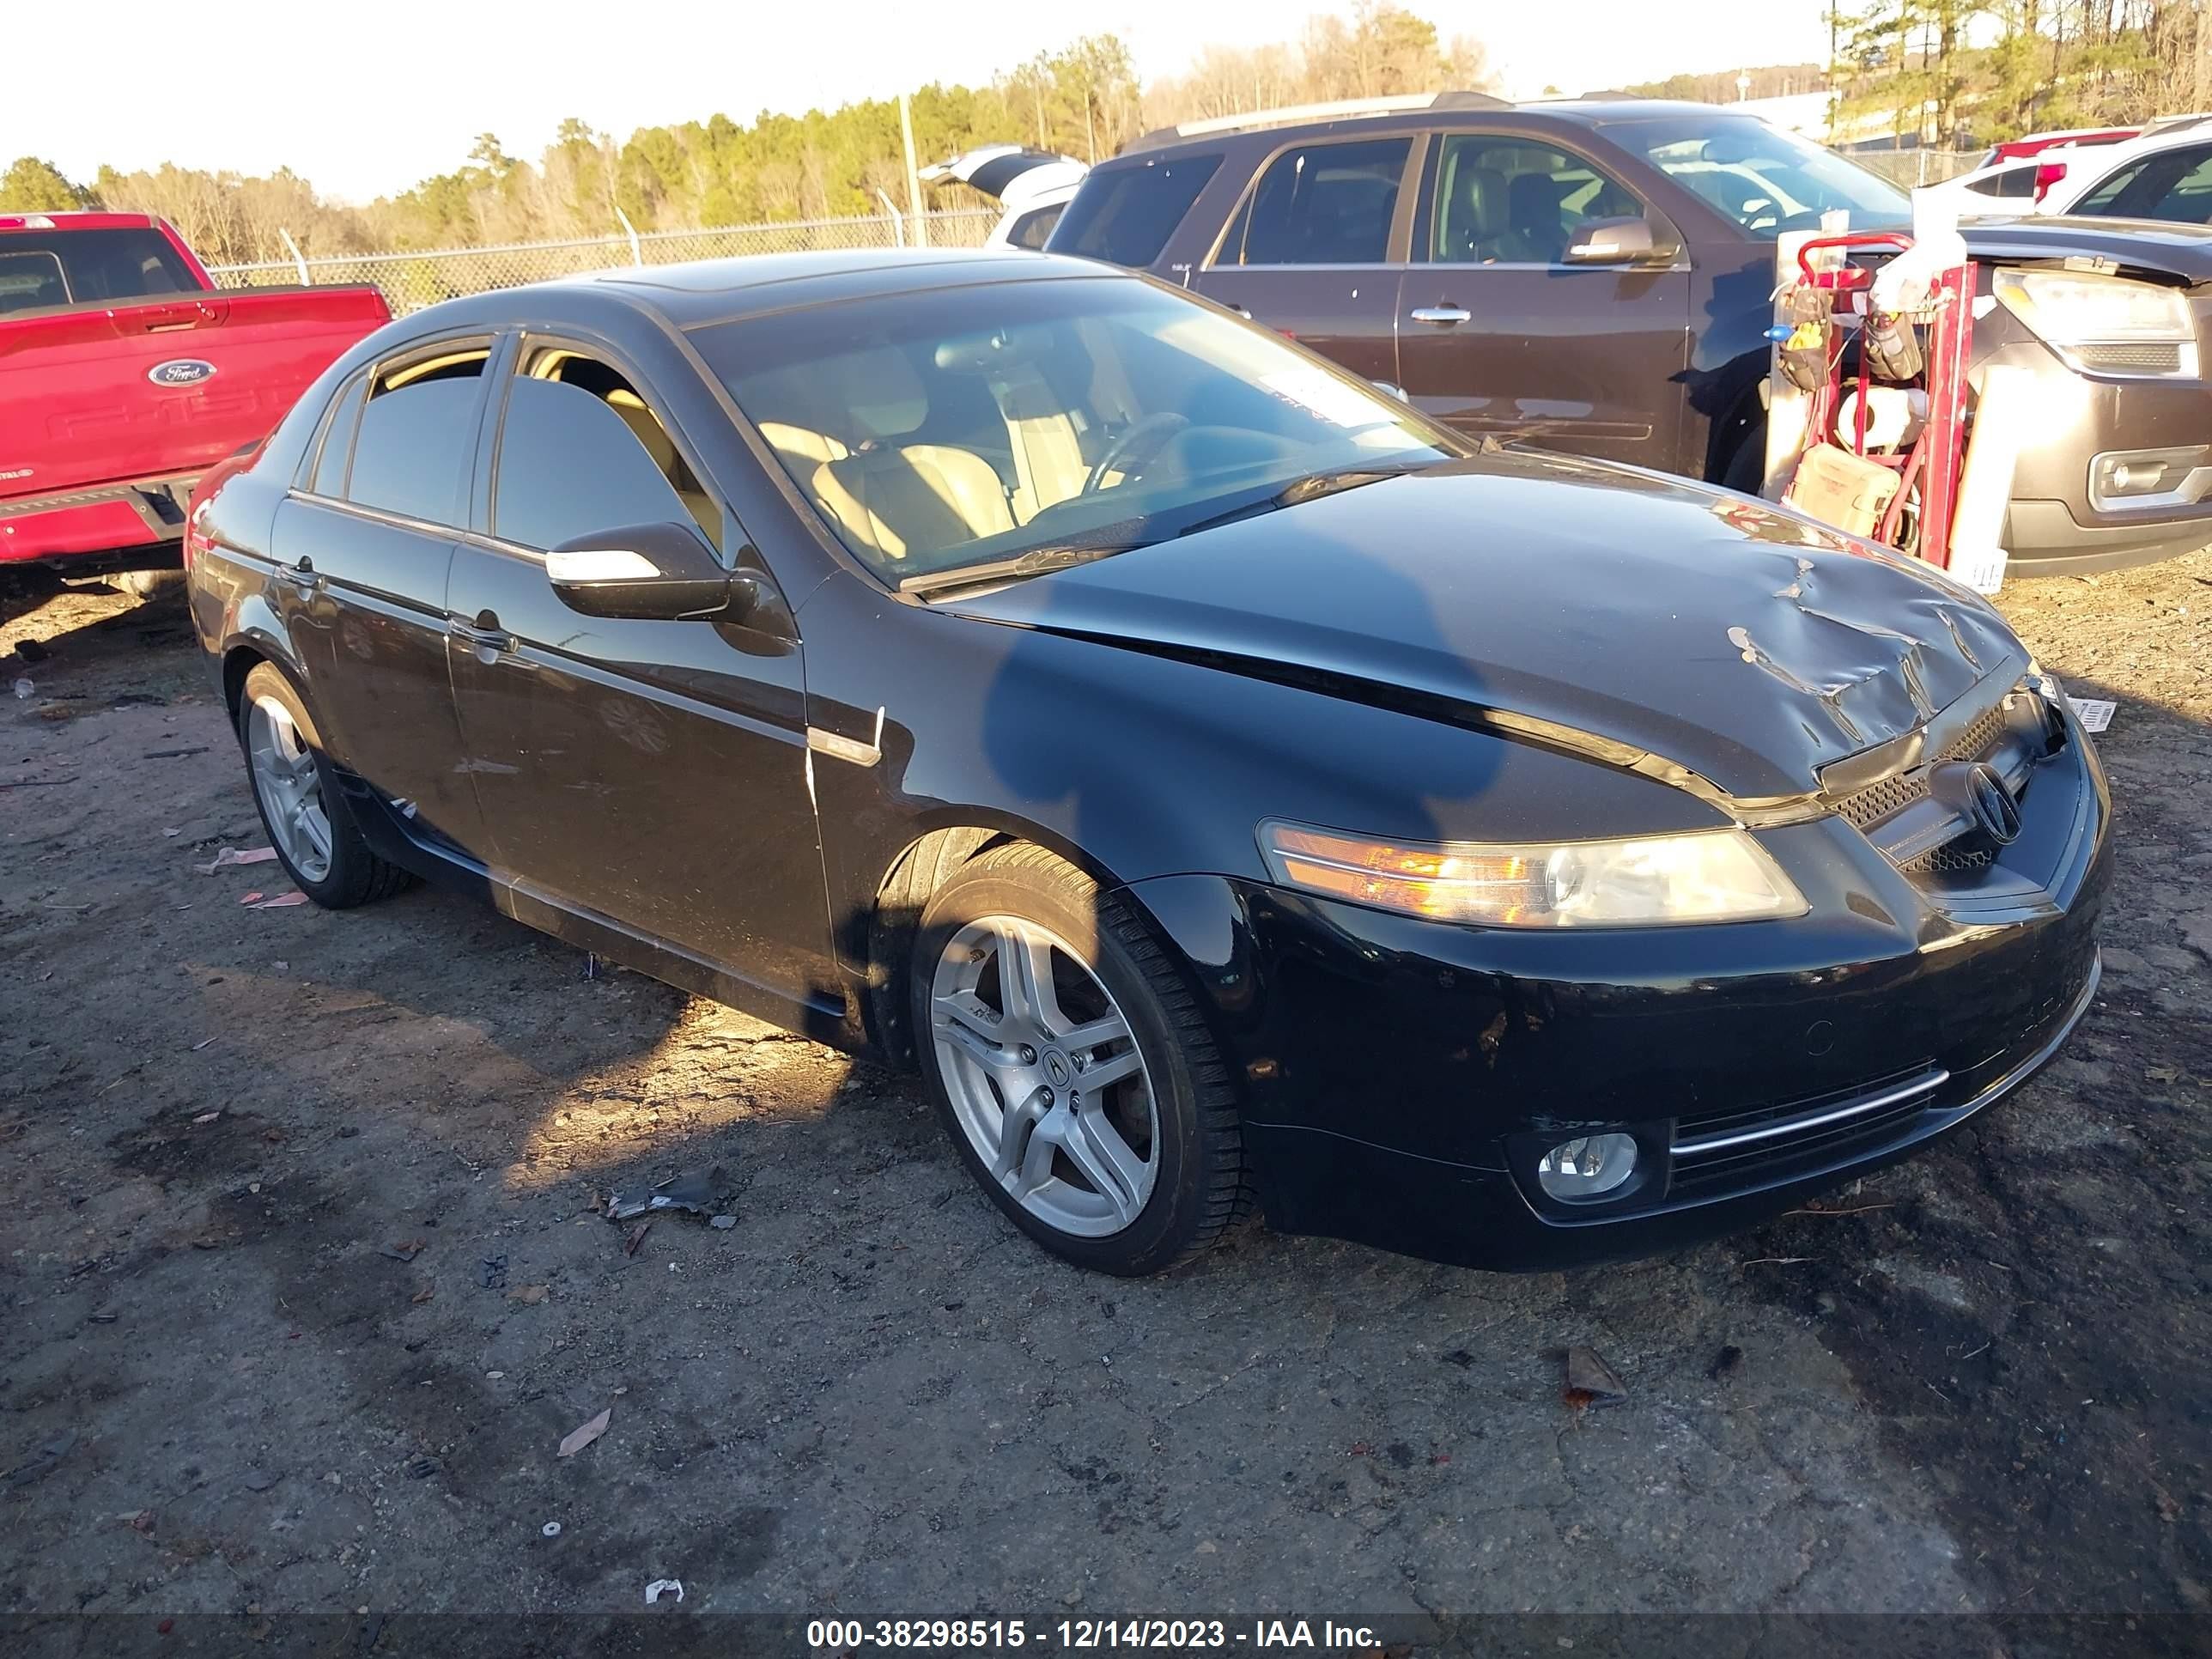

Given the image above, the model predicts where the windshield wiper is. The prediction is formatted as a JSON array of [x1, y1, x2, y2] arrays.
[[897, 540, 1152, 599], [1171, 460, 1436, 540]]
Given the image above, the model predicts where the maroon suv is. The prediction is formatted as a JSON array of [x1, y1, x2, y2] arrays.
[[1048, 94, 2212, 574]]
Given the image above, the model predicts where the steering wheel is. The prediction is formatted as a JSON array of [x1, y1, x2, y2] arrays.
[[1083, 412, 1190, 495]]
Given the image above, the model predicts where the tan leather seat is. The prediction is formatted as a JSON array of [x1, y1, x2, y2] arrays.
[[605, 389, 721, 543], [755, 351, 1013, 561]]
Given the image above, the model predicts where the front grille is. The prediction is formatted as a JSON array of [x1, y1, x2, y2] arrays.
[[2073, 343, 2185, 374], [1669, 1064, 1948, 1194], [1923, 842, 1995, 874], [1833, 697, 2013, 831], [1836, 769, 1924, 830]]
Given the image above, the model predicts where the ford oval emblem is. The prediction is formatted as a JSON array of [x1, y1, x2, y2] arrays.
[[148, 359, 217, 387]]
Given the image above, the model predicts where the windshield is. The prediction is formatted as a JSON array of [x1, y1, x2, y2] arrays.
[[1626, 118, 1911, 238], [691, 276, 1459, 586]]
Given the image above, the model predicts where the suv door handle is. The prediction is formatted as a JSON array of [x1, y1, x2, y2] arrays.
[[277, 557, 322, 595], [1408, 305, 1472, 325], [447, 617, 516, 654]]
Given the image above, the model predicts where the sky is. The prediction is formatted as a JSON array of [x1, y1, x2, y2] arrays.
[[7, 0, 1833, 204]]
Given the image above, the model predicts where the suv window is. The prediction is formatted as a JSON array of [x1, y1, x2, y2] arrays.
[[1005, 204, 1062, 250], [2078, 143, 2212, 223], [347, 347, 489, 526], [1049, 155, 1221, 268], [493, 349, 721, 551], [1966, 163, 2039, 199], [1429, 137, 1643, 264], [0, 228, 194, 312], [1217, 137, 1412, 265]]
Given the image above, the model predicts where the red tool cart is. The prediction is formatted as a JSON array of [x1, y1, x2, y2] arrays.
[[1773, 231, 1977, 573]]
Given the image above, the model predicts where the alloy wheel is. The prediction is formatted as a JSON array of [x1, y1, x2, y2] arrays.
[[929, 915, 1158, 1237], [246, 693, 334, 884]]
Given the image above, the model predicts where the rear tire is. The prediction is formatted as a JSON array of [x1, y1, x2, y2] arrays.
[[911, 842, 1252, 1275], [236, 662, 413, 910]]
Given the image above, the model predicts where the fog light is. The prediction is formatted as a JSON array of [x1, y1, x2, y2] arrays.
[[1535, 1133, 1639, 1200], [2089, 446, 2206, 510]]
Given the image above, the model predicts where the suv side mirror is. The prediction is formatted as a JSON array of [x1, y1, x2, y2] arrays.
[[1564, 216, 1660, 265], [547, 521, 748, 622]]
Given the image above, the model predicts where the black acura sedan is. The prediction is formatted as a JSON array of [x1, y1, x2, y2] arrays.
[[184, 249, 2108, 1276]]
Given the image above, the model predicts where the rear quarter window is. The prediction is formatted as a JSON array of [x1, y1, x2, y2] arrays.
[[1048, 155, 1222, 269]]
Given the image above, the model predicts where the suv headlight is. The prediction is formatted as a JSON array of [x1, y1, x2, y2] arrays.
[[1259, 822, 1807, 928], [1992, 268, 2199, 378]]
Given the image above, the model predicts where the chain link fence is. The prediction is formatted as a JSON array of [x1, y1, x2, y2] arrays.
[[208, 151, 1983, 315], [1850, 149, 1985, 188], [207, 209, 1000, 314]]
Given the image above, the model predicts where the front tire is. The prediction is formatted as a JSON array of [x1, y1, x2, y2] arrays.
[[236, 662, 412, 909], [910, 843, 1251, 1275]]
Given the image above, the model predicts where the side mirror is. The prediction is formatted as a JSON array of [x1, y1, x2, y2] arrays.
[[546, 521, 744, 622], [1564, 216, 1660, 266]]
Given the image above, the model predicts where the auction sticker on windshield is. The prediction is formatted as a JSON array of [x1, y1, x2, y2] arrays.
[[1261, 368, 1390, 429]]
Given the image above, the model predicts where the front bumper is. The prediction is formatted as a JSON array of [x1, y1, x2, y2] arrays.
[[1126, 699, 2111, 1270], [1981, 325, 2212, 576]]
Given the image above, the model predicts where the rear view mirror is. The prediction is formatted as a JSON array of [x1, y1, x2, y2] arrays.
[[547, 521, 741, 621], [1565, 216, 1660, 265]]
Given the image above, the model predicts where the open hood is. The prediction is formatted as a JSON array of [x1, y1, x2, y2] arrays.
[[920, 146, 1089, 210], [939, 455, 2024, 805]]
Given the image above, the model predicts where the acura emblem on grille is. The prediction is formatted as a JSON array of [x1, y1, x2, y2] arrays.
[[1963, 762, 2021, 844]]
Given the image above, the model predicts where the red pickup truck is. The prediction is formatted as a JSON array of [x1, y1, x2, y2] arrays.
[[1, 212, 388, 578]]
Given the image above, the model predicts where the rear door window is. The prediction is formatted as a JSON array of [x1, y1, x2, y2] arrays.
[[492, 347, 721, 551], [1049, 155, 1221, 268], [1214, 137, 1413, 266], [345, 345, 490, 526]]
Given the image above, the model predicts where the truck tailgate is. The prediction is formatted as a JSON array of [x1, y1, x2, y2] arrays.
[[0, 285, 388, 507]]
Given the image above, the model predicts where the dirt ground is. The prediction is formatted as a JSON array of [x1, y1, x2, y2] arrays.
[[1, 550, 2208, 1644]]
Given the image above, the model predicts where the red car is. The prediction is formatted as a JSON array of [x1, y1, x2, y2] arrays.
[[0, 211, 388, 579]]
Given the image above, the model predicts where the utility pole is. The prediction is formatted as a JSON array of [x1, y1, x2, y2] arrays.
[[899, 91, 928, 250]]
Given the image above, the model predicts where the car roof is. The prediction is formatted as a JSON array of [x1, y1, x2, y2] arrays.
[[1109, 97, 1780, 164], [542, 246, 1123, 327]]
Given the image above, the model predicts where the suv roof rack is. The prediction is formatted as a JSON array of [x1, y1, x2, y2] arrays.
[[1123, 90, 1510, 155], [2139, 111, 2212, 139]]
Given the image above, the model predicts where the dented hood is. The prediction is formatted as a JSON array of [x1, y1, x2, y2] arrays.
[[940, 454, 2025, 802]]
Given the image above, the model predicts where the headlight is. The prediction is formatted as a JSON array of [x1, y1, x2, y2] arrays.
[[1992, 268, 2199, 378], [1259, 822, 1807, 928]]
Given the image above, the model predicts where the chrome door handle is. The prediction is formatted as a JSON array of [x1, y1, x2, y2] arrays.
[[1408, 305, 1471, 325]]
